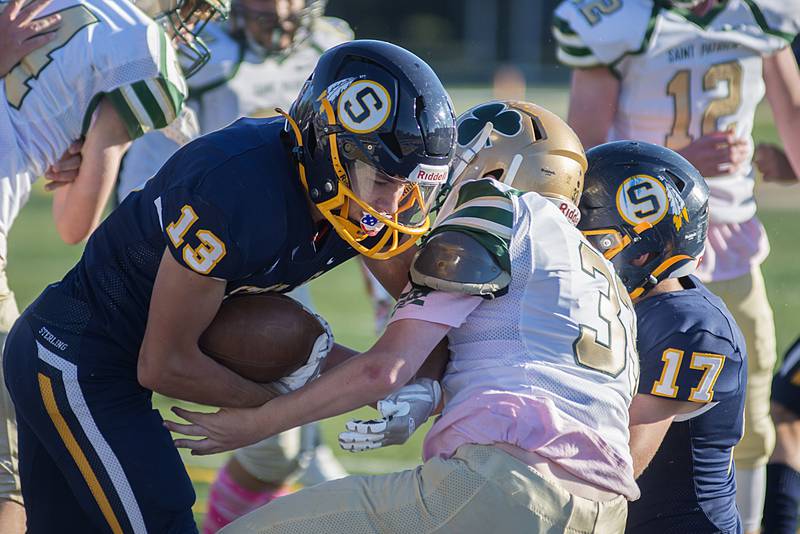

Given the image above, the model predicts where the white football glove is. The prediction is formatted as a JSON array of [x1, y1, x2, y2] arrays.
[[338, 378, 442, 452], [269, 308, 333, 395]]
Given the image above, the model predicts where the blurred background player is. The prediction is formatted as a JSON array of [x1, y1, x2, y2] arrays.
[[0, 0, 227, 530], [168, 100, 639, 534], [579, 141, 747, 533], [0, 1, 62, 530], [764, 337, 800, 533], [114, 1, 353, 531], [553, 1, 800, 530]]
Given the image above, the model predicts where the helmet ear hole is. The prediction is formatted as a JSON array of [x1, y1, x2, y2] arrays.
[[305, 123, 318, 157], [664, 170, 686, 191], [529, 116, 545, 141], [485, 169, 504, 180]]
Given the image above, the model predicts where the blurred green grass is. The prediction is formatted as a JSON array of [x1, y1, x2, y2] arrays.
[[5, 85, 799, 523]]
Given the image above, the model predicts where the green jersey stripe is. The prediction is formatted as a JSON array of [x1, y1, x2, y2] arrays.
[[131, 80, 168, 129], [552, 15, 577, 36], [439, 216, 513, 240], [556, 47, 602, 68], [553, 26, 586, 48], [106, 89, 146, 140], [442, 206, 513, 230], [557, 43, 595, 57], [455, 179, 518, 206], [145, 78, 177, 124], [120, 85, 154, 132], [454, 196, 514, 213], [743, 0, 796, 42]]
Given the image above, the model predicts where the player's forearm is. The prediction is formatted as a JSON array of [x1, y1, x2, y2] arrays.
[[567, 67, 619, 149], [253, 350, 412, 437], [138, 345, 277, 408], [765, 48, 800, 179], [52, 98, 131, 243], [52, 151, 124, 243]]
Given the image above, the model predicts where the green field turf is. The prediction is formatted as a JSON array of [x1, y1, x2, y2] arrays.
[[5, 85, 799, 523]]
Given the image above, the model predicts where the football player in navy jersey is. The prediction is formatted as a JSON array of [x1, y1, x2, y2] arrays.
[[763, 338, 800, 533], [1, 39, 455, 534], [578, 141, 748, 533]]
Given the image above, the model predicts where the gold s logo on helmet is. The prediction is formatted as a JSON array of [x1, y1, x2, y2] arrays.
[[616, 175, 670, 226], [337, 80, 392, 134]]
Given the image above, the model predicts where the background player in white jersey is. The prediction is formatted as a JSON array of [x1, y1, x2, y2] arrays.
[[0, 2, 65, 531], [0, 0, 61, 77], [165, 100, 640, 533], [552, 1, 800, 529], [0, 0, 227, 530], [113, 2, 351, 531]]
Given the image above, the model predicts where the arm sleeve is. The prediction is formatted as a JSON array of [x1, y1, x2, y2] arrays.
[[390, 284, 483, 328], [748, 0, 800, 44], [552, 0, 656, 68], [640, 330, 744, 403], [105, 27, 187, 140]]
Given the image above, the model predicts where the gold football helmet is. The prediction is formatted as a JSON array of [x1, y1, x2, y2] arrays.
[[452, 100, 587, 224]]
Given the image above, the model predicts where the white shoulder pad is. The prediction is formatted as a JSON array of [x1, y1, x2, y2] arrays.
[[552, 0, 657, 67], [188, 23, 241, 91], [750, 0, 800, 43], [311, 17, 355, 50]]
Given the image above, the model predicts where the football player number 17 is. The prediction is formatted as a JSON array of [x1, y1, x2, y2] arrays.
[[651, 349, 725, 402], [573, 242, 633, 377], [167, 205, 227, 274]]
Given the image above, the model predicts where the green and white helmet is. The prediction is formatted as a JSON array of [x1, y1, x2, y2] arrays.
[[133, 0, 231, 77]]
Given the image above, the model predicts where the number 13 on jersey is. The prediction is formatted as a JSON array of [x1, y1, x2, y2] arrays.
[[166, 205, 227, 274]]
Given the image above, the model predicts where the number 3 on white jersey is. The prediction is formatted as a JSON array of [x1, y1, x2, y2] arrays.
[[573, 242, 635, 377], [166, 205, 227, 274]]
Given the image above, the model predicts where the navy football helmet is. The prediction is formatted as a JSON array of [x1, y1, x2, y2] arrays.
[[281, 40, 456, 259], [578, 141, 709, 298]]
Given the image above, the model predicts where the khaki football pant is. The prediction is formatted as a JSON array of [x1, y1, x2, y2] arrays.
[[0, 268, 21, 504], [220, 444, 628, 534], [707, 266, 777, 469]]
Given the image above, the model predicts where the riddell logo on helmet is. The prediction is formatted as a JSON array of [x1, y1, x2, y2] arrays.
[[560, 202, 581, 225], [409, 164, 448, 183]]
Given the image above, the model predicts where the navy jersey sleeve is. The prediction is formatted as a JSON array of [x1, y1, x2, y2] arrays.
[[159, 148, 287, 280], [640, 330, 744, 404]]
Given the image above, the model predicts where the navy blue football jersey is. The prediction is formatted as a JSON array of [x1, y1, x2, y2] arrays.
[[627, 276, 747, 534], [50, 117, 362, 359], [772, 337, 800, 417]]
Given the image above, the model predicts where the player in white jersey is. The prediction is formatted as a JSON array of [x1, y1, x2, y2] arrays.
[[0, 0, 227, 530], [116, 0, 352, 198], [552, 1, 800, 529], [113, 2, 351, 531], [164, 101, 639, 533]]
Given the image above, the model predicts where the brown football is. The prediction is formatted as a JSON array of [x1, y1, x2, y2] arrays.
[[199, 293, 324, 383]]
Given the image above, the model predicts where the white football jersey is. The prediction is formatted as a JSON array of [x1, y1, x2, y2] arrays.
[[554, 0, 800, 223], [422, 179, 640, 497], [117, 17, 352, 201], [0, 0, 186, 258]]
